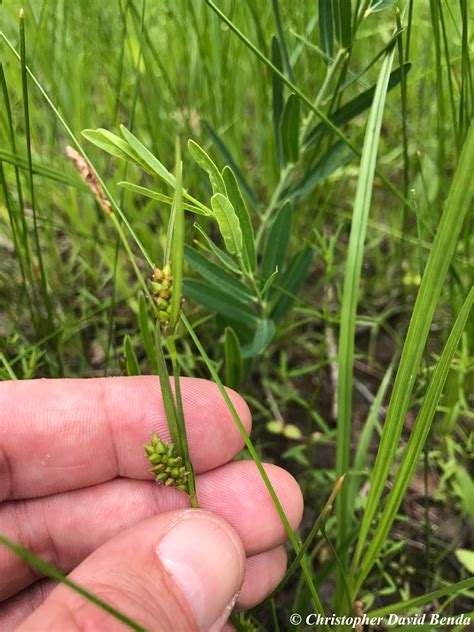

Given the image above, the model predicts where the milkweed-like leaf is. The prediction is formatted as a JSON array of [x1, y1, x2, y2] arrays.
[[188, 139, 226, 195], [184, 245, 254, 302], [262, 201, 293, 281], [222, 166, 256, 271], [120, 125, 175, 187], [211, 193, 243, 256]]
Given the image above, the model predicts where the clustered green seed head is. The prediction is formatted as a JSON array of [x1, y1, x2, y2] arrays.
[[151, 264, 173, 327], [144, 432, 188, 491]]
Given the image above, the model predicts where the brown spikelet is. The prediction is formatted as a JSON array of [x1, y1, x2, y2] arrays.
[[354, 600, 364, 632], [66, 146, 112, 214]]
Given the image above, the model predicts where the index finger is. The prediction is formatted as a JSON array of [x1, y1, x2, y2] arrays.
[[0, 377, 251, 501]]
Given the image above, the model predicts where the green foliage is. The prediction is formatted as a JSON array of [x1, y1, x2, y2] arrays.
[[0, 0, 472, 627]]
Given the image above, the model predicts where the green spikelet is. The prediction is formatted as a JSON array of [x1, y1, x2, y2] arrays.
[[144, 432, 189, 491], [150, 264, 173, 331]]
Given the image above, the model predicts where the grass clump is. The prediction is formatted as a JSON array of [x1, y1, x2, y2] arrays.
[[0, 0, 473, 629]]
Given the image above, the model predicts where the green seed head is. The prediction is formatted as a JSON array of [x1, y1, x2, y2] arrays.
[[144, 433, 189, 491]]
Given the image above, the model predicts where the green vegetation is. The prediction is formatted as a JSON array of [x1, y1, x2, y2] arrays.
[[1, 0, 472, 629]]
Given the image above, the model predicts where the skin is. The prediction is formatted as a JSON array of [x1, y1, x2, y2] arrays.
[[0, 377, 303, 630]]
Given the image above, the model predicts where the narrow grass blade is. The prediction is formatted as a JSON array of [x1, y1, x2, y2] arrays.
[[0, 33, 154, 269], [304, 63, 411, 150], [280, 94, 300, 165], [181, 314, 329, 626], [271, 35, 284, 167], [354, 289, 474, 592], [271, 0, 295, 82], [0, 148, 77, 185], [224, 326, 243, 389], [346, 360, 395, 515], [353, 124, 474, 572], [0, 534, 146, 632], [270, 475, 346, 598], [168, 140, 184, 333], [123, 335, 141, 376], [335, 46, 396, 581], [138, 294, 158, 374], [367, 578, 474, 618], [19, 10, 54, 328], [319, 0, 334, 60], [334, 0, 352, 49]]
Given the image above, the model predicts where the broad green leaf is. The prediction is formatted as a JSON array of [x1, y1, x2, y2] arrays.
[[354, 288, 474, 591], [188, 139, 225, 195], [280, 93, 300, 165], [120, 125, 176, 187], [183, 279, 257, 326], [319, 0, 334, 59], [224, 326, 243, 390], [118, 182, 210, 215], [193, 223, 241, 273], [353, 124, 474, 575], [271, 36, 284, 166], [304, 64, 412, 149], [455, 549, 474, 574], [241, 319, 276, 357], [288, 141, 354, 201], [335, 46, 395, 605], [211, 193, 243, 256], [262, 200, 293, 281], [222, 166, 256, 272], [123, 335, 140, 376], [138, 294, 158, 374], [184, 245, 254, 302], [271, 247, 313, 320], [201, 120, 257, 206]]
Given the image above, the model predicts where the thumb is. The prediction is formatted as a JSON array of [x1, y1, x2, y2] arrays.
[[18, 509, 246, 632]]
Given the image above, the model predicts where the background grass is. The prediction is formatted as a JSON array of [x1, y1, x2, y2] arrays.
[[0, 0, 473, 629]]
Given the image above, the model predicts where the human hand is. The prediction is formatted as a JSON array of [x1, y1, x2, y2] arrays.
[[0, 377, 303, 631]]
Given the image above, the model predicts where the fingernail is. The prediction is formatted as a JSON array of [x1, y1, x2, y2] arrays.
[[157, 511, 245, 631]]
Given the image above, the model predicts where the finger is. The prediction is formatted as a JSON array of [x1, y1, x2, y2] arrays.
[[0, 547, 285, 628], [0, 580, 55, 630], [237, 546, 287, 611], [1, 462, 302, 600], [17, 510, 246, 632], [0, 377, 251, 501]]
